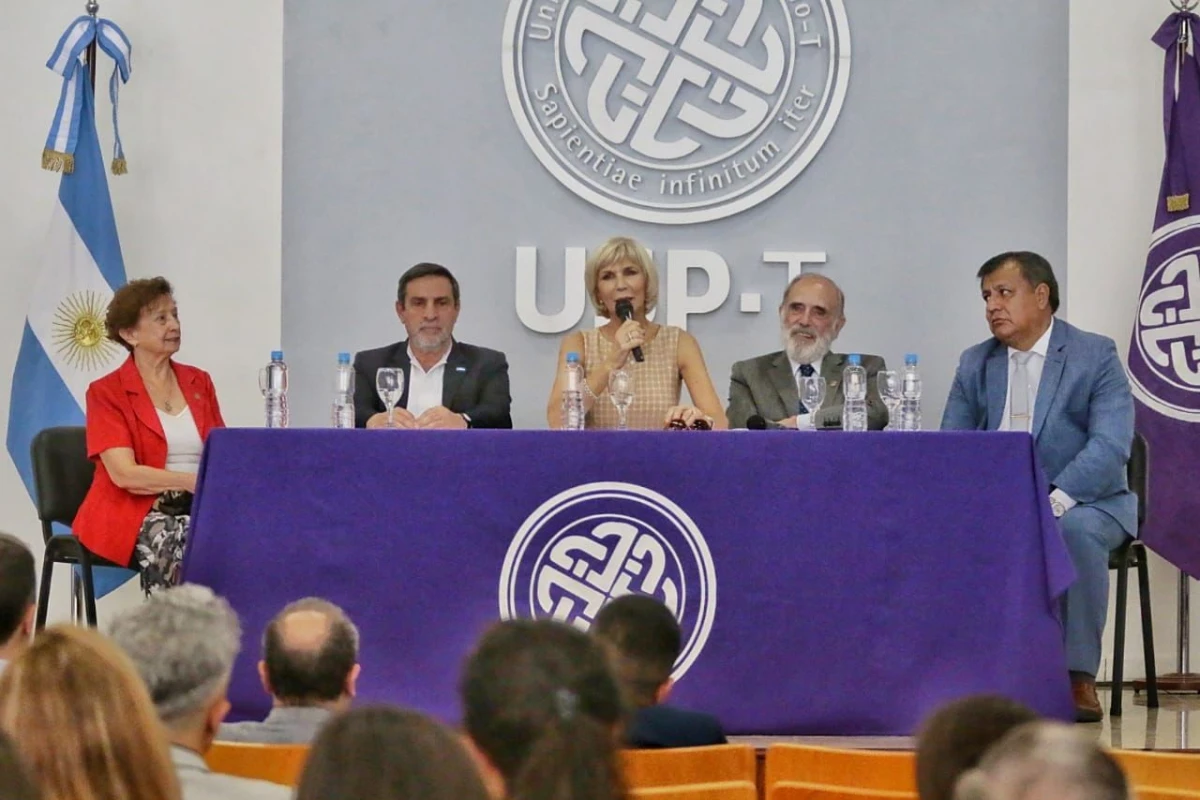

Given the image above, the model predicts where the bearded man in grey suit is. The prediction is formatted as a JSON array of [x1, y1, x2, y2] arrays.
[[727, 274, 887, 429]]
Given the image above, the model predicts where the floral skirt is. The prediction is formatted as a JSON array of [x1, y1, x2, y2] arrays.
[[132, 509, 190, 595]]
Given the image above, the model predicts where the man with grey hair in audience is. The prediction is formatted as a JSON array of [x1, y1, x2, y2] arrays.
[[109, 584, 290, 800], [953, 720, 1130, 800], [218, 597, 360, 744]]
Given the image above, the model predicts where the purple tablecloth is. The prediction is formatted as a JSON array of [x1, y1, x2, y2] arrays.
[[184, 429, 1075, 734]]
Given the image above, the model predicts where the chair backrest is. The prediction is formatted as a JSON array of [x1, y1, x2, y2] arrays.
[[1111, 750, 1200, 792], [631, 780, 758, 800], [1137, 788, 1200, 800], [205, 742, 310, 787], [765, 745, 916, 794], [622, 745, 757, 789], [30, 426, 94, 536], [771, 781, 917, 800], [1128, 431, 1148, 526]]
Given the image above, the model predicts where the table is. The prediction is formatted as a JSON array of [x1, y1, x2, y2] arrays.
[[184, 429, 1075, 734]]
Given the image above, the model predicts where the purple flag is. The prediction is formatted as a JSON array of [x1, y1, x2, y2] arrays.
[[1128, 12, 1200, 578]]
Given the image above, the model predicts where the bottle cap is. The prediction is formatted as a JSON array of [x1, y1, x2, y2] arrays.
[[905, 353, 918, 365], [271, 350, 284, 361], [848, 353, 861, 365], [566, 352, 580, 363], [337, 352, 351, 364]]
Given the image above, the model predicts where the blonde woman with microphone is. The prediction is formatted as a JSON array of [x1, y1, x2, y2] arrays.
[[545, 236, 727, 430]]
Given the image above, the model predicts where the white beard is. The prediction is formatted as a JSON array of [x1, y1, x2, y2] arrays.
[[782, 325, 834, 366]]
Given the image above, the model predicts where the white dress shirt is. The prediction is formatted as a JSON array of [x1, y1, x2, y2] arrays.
[[999, 319, 1076, 513], [158, 406, 202, 474], [787, 352, 827, 430], [405, 345, 450, 418]]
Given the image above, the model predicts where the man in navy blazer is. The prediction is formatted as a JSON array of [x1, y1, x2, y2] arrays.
[[942, 252, 1136, 723], [592, 595, 726, 748], [353, 263, 512, 429]]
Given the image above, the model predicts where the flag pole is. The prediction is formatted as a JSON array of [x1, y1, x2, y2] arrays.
[[85, 0, 98, 90]]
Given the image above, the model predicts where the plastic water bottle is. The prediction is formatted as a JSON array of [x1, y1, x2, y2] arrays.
[[261, 350, 289, 429], [561, 352, 585, 431], [900, 353, 923, 431], [331, 352, 355, 429], [842, 353, 868, 432]]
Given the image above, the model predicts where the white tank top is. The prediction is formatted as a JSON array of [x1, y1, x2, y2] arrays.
[[157, 406, 203, 474]]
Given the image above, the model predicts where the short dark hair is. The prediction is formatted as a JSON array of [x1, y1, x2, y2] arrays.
[[105, 277, 174, 351], [916, 694, 1039, 800], [461, 619, 625, 800], [591, 595, 680, 708], [297, 706, 490, 800], [263, 598, 359, 705], [0, 534, 35, 644], [397, 263, 460, 307], [977, 251, 1060, 313]]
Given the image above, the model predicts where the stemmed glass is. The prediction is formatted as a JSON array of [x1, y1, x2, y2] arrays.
[[375, 368, 404, 428], [799, 375, 827, 431], [878, 370, 902, 431], [608, 369, 634, 431]]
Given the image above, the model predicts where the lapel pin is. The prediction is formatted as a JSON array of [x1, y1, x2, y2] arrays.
[[455, 366, 466, 372]]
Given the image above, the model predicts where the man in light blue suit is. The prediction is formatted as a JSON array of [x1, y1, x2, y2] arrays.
[[942, 251, 1135, 724]]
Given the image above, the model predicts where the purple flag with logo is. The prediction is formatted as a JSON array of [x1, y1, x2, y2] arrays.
[[1128, 12, 1200, 578]]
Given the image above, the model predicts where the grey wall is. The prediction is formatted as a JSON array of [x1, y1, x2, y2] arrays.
[[282, 0, 1067, 429]]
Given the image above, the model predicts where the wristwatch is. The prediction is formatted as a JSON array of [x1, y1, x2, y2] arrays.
[[1049, 496, 1066, 518], [461, 413, 473, 428]]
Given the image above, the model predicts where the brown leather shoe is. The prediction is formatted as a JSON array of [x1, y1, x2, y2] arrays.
[[1072, 677, 1103, 723]]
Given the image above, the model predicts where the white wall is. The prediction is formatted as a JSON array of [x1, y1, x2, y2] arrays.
[[0, 0, 282, 623], [1068, 0, 1194, 681]]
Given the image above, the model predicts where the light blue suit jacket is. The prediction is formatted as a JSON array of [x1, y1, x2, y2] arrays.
[[940, 319, 1137, 535]]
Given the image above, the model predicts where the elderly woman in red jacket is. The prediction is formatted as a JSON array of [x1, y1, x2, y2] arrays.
[[72, 277, 224, 593]]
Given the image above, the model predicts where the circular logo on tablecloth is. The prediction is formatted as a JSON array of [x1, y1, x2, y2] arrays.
[[499, 481, 717, 680], [501, 0, 851, 224], [1130, 215, 1200, 422]]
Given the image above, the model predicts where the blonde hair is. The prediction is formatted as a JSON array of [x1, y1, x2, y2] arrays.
[[0, 626, 181, 800], [585, 236, 659, 316]]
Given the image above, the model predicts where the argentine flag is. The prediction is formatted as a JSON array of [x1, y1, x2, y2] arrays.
[[6, 43, 134, 597]]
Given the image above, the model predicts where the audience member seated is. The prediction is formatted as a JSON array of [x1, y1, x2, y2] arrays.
[[109, 585, 290, 800], [0, 533, 35, 672], [461, 619, 626, 800], [0, 625, 180, 800], [953, 721, 1129, 800], [916, 694, 1039, 800], [591, 594, 726, 748], [296, 705, 492, 800], [0, 729, 40, 800], [218, 597, 360, 744]]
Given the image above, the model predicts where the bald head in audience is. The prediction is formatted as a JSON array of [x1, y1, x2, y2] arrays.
[[953, 721, 1129, 800], [261, 597, 360, 709], [916, 694, 1039, 800]]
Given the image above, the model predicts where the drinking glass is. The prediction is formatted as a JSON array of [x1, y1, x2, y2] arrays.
[[878, 370, 902, 431], [799, 376, 827, 431], [375, 368, 404, 428], [608, 369, 634, 431]]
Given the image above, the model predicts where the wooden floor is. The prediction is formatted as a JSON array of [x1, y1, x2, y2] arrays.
[[730, 687, 1200, 752]]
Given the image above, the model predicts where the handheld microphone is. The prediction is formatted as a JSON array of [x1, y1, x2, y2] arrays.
[[614, 299, 644, 363], [746, 415, 768, 430]]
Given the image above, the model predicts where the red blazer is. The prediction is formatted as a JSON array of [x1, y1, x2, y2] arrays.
[[73, 356, 225, 566]]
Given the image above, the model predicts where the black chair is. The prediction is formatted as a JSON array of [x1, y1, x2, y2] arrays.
[[1108, 431, 1159, 715], [30, 426, 124, 629]]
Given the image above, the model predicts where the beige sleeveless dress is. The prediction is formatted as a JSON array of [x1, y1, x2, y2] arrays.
[[581, 325, 682, 430]]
